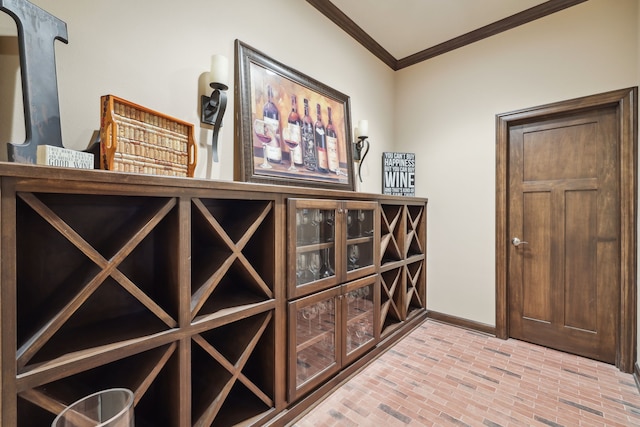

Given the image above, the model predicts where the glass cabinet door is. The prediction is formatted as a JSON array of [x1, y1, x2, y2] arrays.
[[342, 275, 379, 364], [288, 286, 341, 401], [289, 200, 339, 299], [344, 202, 378, 282], [289, 199, 379, 298]]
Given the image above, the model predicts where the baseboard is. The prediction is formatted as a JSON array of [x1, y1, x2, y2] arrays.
[[634, 362, 640, 394], [427, 310, 496, 336]]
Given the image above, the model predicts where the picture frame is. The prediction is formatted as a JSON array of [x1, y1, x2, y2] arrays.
[[234, 40, 355, 191]]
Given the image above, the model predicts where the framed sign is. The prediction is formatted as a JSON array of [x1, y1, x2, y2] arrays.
[[235, 40, 355, 190], [382, 152, 415, 196]]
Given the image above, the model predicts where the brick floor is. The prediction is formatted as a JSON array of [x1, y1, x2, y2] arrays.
[[293, 320, 640, 426]]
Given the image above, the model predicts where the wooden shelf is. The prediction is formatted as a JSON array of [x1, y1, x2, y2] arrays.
[[379, 202, 427, 336], [191, 311, 275, 426], [0, 164, 426, 426], [2, 171, 282, 426]]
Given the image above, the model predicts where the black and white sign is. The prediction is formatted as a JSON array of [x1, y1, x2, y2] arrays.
[[382, 152, 415, 196]]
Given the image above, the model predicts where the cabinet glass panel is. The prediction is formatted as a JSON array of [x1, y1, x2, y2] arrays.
[[296, 247, 335, 286], [346, 208, 374, 239], [345, 282, 375, 354], [296, 208, 336, 246], [345, 208, 375, 272], [295, 296, 337, 388], [295, 207, 337, 287]]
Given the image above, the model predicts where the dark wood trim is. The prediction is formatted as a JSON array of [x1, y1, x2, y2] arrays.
[[427, 311, 496, 336], [396, 0, 587, 69], [305, 0, 397, 70], [0, 162, 426, 205], [495, 87, 638, 373], [634, 363, 640, 394], [618, 87, 638, 373], [306, 0, 587, 71]]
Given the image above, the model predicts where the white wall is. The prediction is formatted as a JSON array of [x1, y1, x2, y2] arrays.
[[395, 0, 639, 326], [0, 0, 393, 192]]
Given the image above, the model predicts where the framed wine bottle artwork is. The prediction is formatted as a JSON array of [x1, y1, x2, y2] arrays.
[[234, 40, 355, 191]]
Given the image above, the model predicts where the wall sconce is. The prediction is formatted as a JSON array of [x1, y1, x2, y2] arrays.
[[201, 54, 228, 163], [353, 119, 370, 182]]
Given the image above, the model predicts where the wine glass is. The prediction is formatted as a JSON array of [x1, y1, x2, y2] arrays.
[[282, 127, 299, 172], [296, 253, 307, 285], [348, 245, 360, 271], [315, 210, 325, 242], [362, 285, 371, 311], [317, 301, 327, 328], [357, 209, 367, 237], [346, 211, 354, 238], [355, 318, 370, 344], [308, 252, 320, 281], [301, 305, 318, 333], [320, 247, 334, 278], [300, 209, 310, 245], [346, 289, 356, 318], [325, 211, 335, 242], [296, 211, 303, 245], [310, 209, 322, 243]]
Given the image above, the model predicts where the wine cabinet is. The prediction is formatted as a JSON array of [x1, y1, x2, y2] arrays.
[[287, 275, 378, 402], [287, 198, 378, 299], [2, 167, 280, 427], [0, 163, 426, 426], [379, 202, 427, 337], [286, 199, 380, 403]]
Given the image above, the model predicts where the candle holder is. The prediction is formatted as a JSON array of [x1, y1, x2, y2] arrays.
[[201, 82, 228, 163], [353, 136, 369, 182]]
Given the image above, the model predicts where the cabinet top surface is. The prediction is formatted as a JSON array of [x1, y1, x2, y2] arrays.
[[0, 162, 427, 203]]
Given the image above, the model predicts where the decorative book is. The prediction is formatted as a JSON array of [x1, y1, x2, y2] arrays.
[[36, 145, 94, 169], [99, 95, 197, 177]]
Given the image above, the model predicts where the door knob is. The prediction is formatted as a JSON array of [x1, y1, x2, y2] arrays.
[[512, 237, 528, 247]]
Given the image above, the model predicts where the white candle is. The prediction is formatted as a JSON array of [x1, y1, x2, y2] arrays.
[[210, 54, 229, 86], [358, 120, 369, 138]]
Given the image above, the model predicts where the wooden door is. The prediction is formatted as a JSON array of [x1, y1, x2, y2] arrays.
[[496, 88, 637, 372], [508, 107, 618, 363]]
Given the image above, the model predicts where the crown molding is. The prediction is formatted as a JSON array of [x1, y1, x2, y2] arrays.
[[307, 0, 589, 71]]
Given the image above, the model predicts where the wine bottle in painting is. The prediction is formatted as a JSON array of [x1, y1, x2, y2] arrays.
[[287, 95, 303, 166], [263, 85, 282, 163], [302, 99, 317, 171], [315, 103, 328, 173], [326, 106, 339, 173]]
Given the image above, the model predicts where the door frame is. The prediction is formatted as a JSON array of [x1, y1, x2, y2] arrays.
[[495, 87, 638, 372]]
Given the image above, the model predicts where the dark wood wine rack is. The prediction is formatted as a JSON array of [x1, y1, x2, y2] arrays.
[[0, 164, 426, 427], [379, 202, 427, 337]]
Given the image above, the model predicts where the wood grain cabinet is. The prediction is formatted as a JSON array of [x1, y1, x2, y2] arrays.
[[287, 198, 378, 299], [379, 202, 427, 337], [286, 199, 380, 402], [0, 164, 426, 427], [3, 170, 280, 427], [287, 275, 379, 402]]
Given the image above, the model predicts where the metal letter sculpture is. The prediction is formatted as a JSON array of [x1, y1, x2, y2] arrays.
[[1, 0, 68, 163]]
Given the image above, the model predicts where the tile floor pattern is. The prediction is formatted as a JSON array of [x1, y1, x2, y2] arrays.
[[293, 320, 640, 427]]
